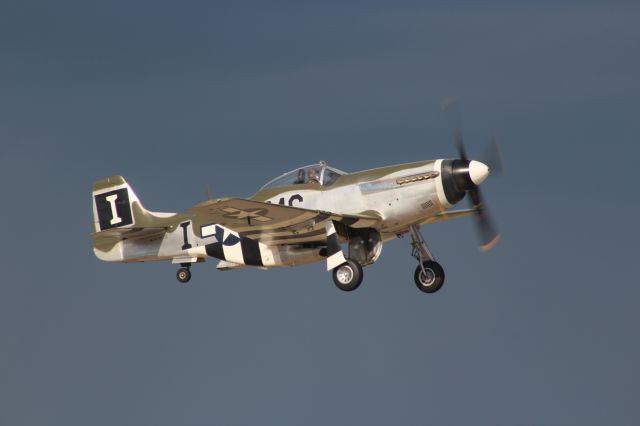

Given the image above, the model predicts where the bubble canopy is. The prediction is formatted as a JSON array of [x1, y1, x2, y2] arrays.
[[260, 162, 347, 190]]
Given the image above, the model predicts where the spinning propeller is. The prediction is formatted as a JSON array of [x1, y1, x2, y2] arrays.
[[444, 130, 503, 251]]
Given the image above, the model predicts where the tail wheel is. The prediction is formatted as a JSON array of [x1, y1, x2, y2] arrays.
[[177, 267, 191, 283], [332, 259, 363, 292], [414, 261, 444, 293]]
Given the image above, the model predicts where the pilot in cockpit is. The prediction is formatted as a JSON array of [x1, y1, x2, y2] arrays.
[[308, 168, 320, 184], [294, 169, 306, 184]]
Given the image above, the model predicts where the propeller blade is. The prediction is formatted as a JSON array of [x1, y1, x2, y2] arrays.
[[454, 130, 468, 161], [440, 96, 501, 251], [468, 187, 501, 251], [481, 138, 505, 175], [440, 96, 468, 161]]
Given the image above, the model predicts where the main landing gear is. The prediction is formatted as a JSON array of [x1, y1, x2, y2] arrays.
[[409, 225, 445, 293], [332, 258, 364, 292], [176, 264, 192, 283], [329, 225, 444, 294]]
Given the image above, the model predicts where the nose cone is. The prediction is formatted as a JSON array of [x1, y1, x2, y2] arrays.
[[468, 160, 490, 185]]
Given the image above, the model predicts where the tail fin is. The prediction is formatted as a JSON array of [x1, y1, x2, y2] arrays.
[[93, 176, 144, 231], [91, 176, 176, 261]]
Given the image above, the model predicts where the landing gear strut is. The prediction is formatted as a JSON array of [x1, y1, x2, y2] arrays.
[[176, 264, 192, 283], [409, 225, 445, 293]]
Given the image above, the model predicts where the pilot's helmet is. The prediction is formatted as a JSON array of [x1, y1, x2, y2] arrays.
[[308, 168, 319, 182]]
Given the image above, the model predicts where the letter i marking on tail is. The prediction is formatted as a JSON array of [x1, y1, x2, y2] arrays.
[[105, 194, 122, 225]]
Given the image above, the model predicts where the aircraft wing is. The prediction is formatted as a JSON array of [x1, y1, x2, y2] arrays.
[[189, 198, 381, 245]]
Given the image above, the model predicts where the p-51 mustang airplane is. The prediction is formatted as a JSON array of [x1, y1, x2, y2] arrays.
[[91, 140, 501, 293]]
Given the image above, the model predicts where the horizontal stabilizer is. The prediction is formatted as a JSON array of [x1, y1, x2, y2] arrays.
[[91, 227, 168, 240]]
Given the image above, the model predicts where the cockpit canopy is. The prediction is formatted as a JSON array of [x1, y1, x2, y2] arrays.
[[260, 162, 347, 190]]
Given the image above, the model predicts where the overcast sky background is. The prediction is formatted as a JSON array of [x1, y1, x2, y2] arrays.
[[1, 1, 639, 425]]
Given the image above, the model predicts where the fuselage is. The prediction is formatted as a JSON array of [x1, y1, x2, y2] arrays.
[[92, 158, 489, 269], [251, 159, 451, 238]]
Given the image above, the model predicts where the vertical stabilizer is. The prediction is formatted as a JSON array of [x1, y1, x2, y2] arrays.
[[91, 176, 177, 262]]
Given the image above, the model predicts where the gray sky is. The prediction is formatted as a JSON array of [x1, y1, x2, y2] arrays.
[[1, 1, 639, 425]]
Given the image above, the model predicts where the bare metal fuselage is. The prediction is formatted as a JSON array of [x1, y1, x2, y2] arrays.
[[251, 159, 449, 239]]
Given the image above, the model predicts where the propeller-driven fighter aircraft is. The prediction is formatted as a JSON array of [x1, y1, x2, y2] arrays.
[[91, 138, 500, 293]]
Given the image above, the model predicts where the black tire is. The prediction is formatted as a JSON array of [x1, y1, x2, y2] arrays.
[[332, 259, 364, 291], [177, 267, 191, 283], [414, 261, 445, 293]]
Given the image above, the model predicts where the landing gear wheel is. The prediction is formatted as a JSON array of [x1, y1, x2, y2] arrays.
[[332, 259, 363, 292], [177, 267, 191, 283], [414, 261, 444, 293]]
